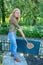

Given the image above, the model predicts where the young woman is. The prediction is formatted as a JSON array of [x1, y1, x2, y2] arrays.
[[8, 8, 34, 62]]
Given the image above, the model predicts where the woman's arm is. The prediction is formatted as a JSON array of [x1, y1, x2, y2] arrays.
[[18, 28, 34, 49], [17, 28, 28, 43]]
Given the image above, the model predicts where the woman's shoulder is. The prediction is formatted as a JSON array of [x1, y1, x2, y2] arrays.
[[9, 16, 17, 24]]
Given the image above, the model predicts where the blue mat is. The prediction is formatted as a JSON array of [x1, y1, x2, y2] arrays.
[[16, 38, 40, 55]]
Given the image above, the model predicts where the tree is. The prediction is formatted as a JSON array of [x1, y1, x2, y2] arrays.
[[31, 0, 39, 25], [0, 0, 41, 25], [1, 0, 5, 22]]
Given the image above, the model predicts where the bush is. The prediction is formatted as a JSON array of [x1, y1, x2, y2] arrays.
[[0, 23, 9, 35], [36, 17, 43, 26], [0, 23, 43, 39], [16, 26, 43, 39]]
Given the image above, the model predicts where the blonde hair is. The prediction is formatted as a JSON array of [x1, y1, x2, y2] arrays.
[[9, 8, 20, 21], [13, 8, 20, 14]]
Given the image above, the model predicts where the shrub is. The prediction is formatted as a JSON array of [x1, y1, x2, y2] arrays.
[[0, 23, 43, 39]]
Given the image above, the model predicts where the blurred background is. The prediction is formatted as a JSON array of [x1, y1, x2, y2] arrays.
[[0, 0, 43, 65]]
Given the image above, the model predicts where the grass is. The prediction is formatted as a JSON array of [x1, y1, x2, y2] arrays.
[[0, 64, 2, 65], [0, 55, 2, 65]]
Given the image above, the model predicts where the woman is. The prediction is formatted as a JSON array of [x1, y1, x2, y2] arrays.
[[8, 8, 34, 62]]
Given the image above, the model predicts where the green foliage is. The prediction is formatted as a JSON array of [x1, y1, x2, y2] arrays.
[[0, 55, 2, 65], [0, 22, 43, 39], [0, 0, 43, 25], [19, 17, 43, 26], [0, 23, 9, 34], [36, 17, 43, 25], [16, 26, 43, 39]]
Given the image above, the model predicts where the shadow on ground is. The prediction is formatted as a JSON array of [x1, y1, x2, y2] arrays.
[[24, 54, 43, 65]]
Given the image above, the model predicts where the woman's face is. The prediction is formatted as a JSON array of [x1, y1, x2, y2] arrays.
[[14, 10, 20, 18]]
